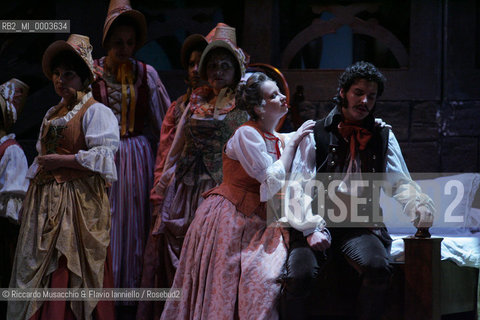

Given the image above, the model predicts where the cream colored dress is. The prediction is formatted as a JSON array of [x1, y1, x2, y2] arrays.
[[8, 92, 119, 320]]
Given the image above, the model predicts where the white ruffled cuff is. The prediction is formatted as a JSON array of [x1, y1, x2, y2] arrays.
[[278, 182, 327, 233], [393, 180, 436, 222], [76, 146, 118, 183], [403, 193, 436, 223]]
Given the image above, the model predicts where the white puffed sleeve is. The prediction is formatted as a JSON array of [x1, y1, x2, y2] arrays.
[[225, 126, 286, 202], [146, 64, 171, 138], [75, 103, 120, 183], [385, 130, 435, 221], [290, 132, 316, 176], [280, 132, 327, 235], [0, 140, 29, 222]]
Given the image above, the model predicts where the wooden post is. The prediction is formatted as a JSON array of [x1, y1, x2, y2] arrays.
[[403, 236, 443, 320]]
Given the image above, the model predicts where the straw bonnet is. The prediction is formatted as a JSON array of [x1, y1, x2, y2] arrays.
[[102, 0, 147, 50], [0, 78, 29, 131], [181, 34, 208, 70], [42, 34, 95, 85], [199, 23, 249, 81]]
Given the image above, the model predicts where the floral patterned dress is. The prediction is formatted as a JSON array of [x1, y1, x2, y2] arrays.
[[152, 86, 249, 287]]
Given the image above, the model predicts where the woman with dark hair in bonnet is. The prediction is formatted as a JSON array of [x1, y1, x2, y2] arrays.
[[137, 33, 208, 319], [151, 23, 249, 284], [8, 34, 119, 320], [91, 0, 171, 298], [160, 72, 327, 319]]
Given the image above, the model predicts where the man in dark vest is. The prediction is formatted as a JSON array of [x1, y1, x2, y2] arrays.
[[281, 61, 435, 320]]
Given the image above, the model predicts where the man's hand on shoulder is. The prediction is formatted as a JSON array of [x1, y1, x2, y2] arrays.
[[374, 118, 392, 129]]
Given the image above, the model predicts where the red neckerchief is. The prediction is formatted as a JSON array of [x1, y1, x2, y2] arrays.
[[337, 121, 372, 172]]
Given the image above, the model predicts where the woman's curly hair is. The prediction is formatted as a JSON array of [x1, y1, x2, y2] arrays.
[[235, 72, 272, 120], [333, 61, 386, 106]]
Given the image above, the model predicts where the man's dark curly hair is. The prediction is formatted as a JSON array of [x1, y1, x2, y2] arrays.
[[333, 61, 386, 106]]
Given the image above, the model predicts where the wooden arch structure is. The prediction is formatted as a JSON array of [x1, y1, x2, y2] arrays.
[[281, 4, 409, 69]]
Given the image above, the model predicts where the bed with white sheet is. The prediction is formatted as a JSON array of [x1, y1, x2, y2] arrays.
[[310, 173, 480, 319], [385, 174, 480, 319]]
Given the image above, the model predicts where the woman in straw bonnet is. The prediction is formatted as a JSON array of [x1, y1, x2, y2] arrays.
[[8, 34, 119, 320], [91, 0, 171, 295], [152, 23, 249, 283]]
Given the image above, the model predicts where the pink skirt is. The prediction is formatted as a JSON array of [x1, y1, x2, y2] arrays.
[[136, 177, 216, 319], [161, 195, 289, 320]]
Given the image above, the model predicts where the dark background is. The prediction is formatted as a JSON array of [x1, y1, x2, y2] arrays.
[[1, 0, 479, 172]]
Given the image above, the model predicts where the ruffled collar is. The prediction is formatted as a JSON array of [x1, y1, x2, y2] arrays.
[[189, 86, 236, 119], [45, 92, 93, 126], [0, 133, 16, 144]]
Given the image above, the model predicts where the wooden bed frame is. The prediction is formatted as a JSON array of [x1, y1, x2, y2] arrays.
[[307, 229, 479, 320]]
